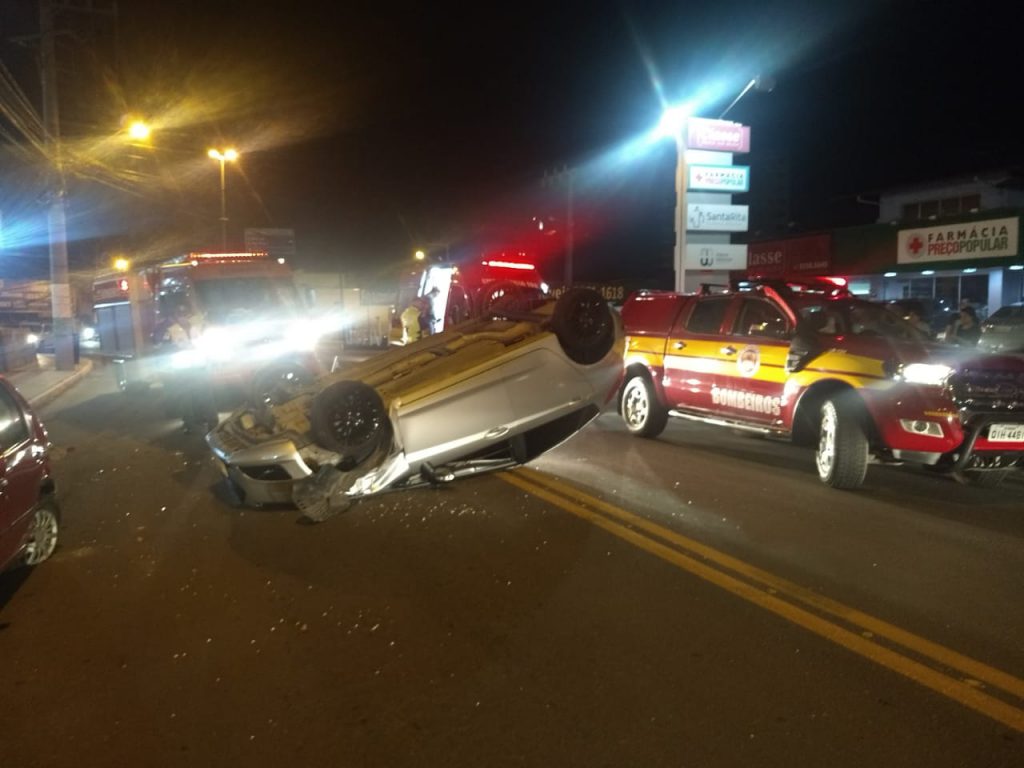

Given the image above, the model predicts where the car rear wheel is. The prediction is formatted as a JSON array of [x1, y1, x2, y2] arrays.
[[550, 288, 615, 365], [815, 395, 868, 489], [22, 499, 59, 567], [309, 380, 391, 467], [621, 375, 668, 438], [952, 469, 1011, 488]]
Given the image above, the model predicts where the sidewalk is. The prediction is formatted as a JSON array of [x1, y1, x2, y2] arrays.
[[4, 354, 95, 409]]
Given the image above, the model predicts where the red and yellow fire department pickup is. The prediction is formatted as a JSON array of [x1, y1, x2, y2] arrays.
[[619, 277, 1024, 489]]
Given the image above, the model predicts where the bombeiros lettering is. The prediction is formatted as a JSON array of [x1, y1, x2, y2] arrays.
[[710, 385, 781, 416]]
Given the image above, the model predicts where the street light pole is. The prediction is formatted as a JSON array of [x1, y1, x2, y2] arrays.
[[217, 157, 226, 250], [208, 148, 238, 251]]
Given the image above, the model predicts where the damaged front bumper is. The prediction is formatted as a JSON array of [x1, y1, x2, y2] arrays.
[[206, 419, 414, 517]]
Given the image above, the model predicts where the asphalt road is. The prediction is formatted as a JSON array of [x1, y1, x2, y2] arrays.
[[1, 365, 1022, 767]]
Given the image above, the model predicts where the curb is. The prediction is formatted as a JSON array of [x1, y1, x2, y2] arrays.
[[28, 358, 95, 410]]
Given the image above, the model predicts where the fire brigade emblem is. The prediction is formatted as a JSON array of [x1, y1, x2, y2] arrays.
[[737, 346, 760, 377]]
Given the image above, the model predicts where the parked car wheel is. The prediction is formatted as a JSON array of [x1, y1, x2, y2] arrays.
[[815, 394, 868, 489], [550, 288, 615, 365], [952, 469, 1010, 488], [21, 498, 60, 567], [251, 362, 314, 406], [309, 380, 391, 467], [621, 374, 668, 438]]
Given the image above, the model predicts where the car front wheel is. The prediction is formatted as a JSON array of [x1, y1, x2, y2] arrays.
[[815, 395, 868, 489], [309, 380, 391, 468], [250, 362, 314, 406], [621, 375, 668, 438], [22, 499, 60, 567]]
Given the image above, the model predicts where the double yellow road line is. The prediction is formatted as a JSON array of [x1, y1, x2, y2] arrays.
[[501, 466, 1024, 732]]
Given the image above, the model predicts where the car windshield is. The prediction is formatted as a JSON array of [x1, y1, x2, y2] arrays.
[[193, 277, 301, 324], [794, 299, 928, 342]]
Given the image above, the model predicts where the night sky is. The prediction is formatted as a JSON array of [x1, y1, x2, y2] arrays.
[[2, 0, 1021, 286]]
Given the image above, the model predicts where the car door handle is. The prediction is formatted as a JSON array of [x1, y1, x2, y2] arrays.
[[673, 341, 686, 350], [485, 426, 510, 439], [720, 345, 737, 355]]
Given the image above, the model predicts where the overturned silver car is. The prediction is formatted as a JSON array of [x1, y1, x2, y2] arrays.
[[206, 288, 624, 520]]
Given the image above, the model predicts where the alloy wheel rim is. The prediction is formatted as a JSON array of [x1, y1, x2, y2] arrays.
[[817, 403, 837, 478], [625, 383, 648, 427], [24, 508, 58, 566]]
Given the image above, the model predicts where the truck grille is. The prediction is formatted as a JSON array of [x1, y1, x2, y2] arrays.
[[949, 368, 1024, 412]]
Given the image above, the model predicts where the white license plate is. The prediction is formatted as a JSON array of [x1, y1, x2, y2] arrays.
[[988, 424, 1024, 442]]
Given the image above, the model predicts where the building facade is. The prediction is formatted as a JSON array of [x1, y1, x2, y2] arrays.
[[742, 174, 1024, 318]]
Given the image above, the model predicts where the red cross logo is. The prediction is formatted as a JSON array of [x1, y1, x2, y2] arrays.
[[908, 235, 924, 255]]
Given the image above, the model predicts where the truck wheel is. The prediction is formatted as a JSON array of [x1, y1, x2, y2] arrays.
[[251, 362, 314, 406], [621, 375, 668, 438], [952, 469, 1010, 488], [309, 380, 391, 467], [815, 394, 868, 489], [550, 288, 615, 365]]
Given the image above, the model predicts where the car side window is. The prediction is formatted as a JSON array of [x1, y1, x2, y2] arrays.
[[0, 386, 29, 453], [684, 297, 731, 335], [733, 299, 790, 339]]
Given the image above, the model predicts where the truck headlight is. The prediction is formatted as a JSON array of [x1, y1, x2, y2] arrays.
[[193, 328, 235, 361], [897, 363, 954, 386]]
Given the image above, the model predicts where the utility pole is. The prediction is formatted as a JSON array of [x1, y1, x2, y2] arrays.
[[542, 166, 576, 288], [564, 166, 575, 288], [39, 0, 75, 370]]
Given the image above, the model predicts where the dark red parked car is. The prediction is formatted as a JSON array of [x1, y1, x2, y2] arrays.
[[0, 377, 59, 571]]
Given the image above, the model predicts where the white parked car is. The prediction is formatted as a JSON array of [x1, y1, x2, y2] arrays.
[[206, 288, 624, 520]]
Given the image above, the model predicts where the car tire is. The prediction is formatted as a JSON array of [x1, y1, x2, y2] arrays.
[[21, 497, 60, 567], [952, 469, 1010, 488], [251, 362, 314, 406], [309, 380, 391, 467], [550, 288, 615, 365], [621, 375, 668, 438], [815, 394, 868, 489]]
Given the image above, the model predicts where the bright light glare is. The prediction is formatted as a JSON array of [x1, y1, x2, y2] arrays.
[[899, 363, 953, 386], [128, 120, 151, 141], [884, 272, 897, 277], [414, 250, 426, 261], [81, 326, 97, 341], [114, 257, 130, 271], [208, 148, 239, 161], [654, 103, 695, 139], [27, 333, 40, 346]]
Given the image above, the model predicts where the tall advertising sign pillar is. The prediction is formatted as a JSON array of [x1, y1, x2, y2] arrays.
[[672, 134, 688, 295], [673, 117, 751, 294]]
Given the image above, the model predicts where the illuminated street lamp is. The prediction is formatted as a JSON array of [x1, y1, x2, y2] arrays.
[[127, 120, 151, 142], [414, 249, 426, 261], [208, 148, 239, 250], [113, 257, 130, 272]]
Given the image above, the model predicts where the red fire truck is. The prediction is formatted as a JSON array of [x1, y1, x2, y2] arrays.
[[392, 252, 549, 342], [93, 252, 324, 397]]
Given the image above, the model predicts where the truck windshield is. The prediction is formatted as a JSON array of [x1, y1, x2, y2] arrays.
[[193, 278, 300, 324]]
